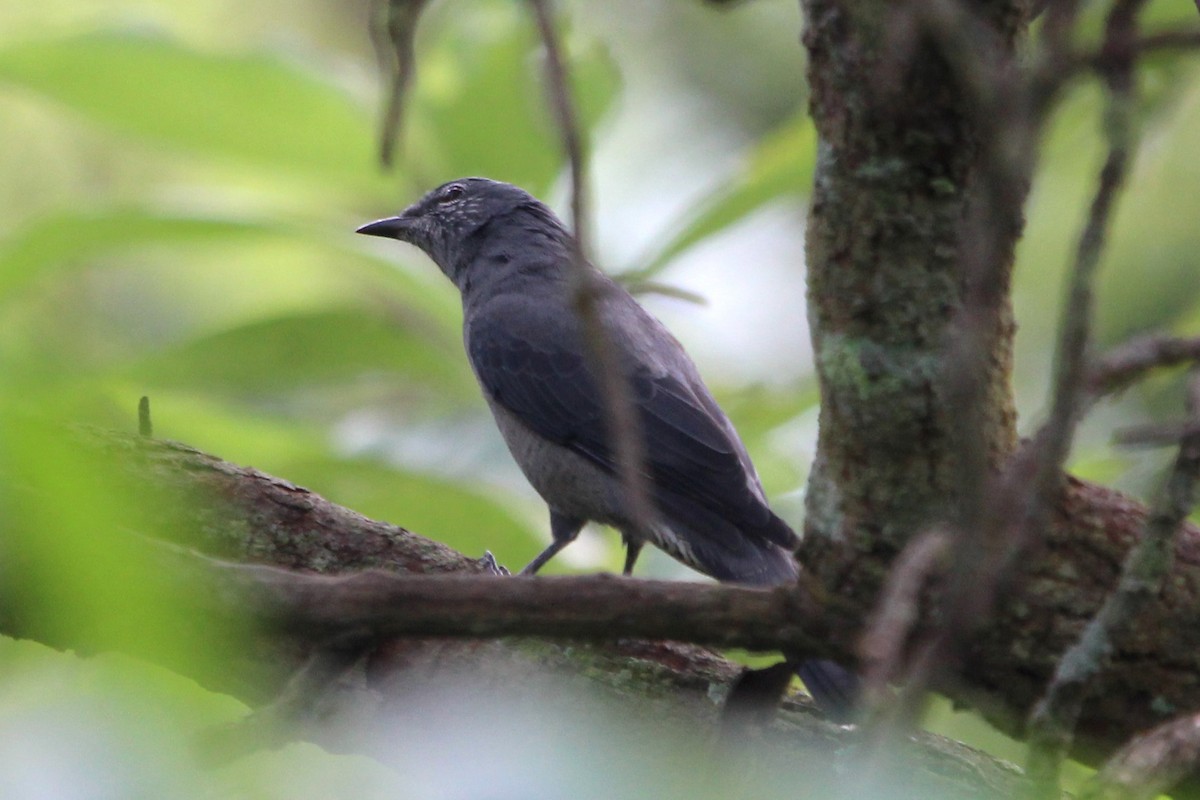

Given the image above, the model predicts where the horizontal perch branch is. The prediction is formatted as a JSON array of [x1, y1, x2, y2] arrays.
[[167, 544, 854, 660]]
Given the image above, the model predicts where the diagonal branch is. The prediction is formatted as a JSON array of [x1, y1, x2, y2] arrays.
[[1089, 334, 1200, 397], [1015, 5, 1150, 798]]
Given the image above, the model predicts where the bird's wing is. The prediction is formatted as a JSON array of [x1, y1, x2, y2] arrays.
[[467, 300, 792, 549]]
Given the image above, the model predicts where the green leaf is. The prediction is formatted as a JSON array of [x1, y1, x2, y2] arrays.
[[0, 31, 375, 177], [128, 308, 471, 396], [411, 9, 619, 193], [622, 115, 816, 281], [571, 39, 622, 140], [0, 398, 241, 665], [717, 380, 820, 496], [0, 207, 462, 334], [0, 209, 266, 300], [112, 390, 540, 566]]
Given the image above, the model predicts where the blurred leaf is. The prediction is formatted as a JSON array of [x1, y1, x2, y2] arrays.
[[128, 308, 472, 396], [412, 11, 619, 193], [0, 398, 235, 666], [717, 380, 820, 442], [0, 209, 266, 300], [717, 381, 820, 496], [0, 31, 375, 179], [99, 387, 539, 564], [1097, 75, 1200, 343], [622, 115, 816, 281], [0, 209, 464, 364]]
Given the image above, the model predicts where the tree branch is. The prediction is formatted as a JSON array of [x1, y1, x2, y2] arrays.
[[0, 429, 1036, 798], [1019, 4, 1149, 792], [1028, 371, 1200, 796], [146, 544, 851, 658], [1090, 334, 1200, 397], [799, 0, 1200, 783]]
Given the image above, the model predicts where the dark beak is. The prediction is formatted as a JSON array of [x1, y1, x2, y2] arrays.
[[355, 215, 414, 240]]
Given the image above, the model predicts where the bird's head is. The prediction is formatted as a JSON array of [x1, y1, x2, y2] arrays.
[[357, 177, 565, 286]]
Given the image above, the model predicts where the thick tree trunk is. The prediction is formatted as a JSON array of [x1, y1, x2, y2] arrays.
[[800, 0, 1020, 596], [798, 0, 1200, 774]]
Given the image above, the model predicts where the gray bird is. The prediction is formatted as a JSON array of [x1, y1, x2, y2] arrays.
[[357, 177, 799, 585], [357, 177, 856, 717]]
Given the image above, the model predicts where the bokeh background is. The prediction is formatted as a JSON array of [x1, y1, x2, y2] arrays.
[[2, 0, 1198, 796]]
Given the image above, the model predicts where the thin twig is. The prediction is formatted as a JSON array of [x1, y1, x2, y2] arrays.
[[137, 396, 152, 438], [1029, 42, 1137, 504], [1078, 29, 1200, 73], [370, 0, 430, 167], [856, 529, 951, 786], [1114, 420, 1200, 448], [198, 639, 370, 764], [526, 0, 588, 256], [526, 0, 656, 537], [1089, 334, 1200, 396], [621, 280, 708, 306], [1020, 7, 1149, 798], [858, 528, 950, 714]]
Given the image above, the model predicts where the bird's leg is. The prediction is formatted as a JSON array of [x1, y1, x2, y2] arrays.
[[520, 511, 585, 575], [519, 540, 569, 576], [621, 536, 643, 577]]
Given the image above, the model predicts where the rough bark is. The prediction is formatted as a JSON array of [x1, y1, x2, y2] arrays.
[[800, 0, 1020, 601], [798, 0, 1200, 775]]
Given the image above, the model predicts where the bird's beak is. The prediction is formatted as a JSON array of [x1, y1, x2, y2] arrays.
[[355, 215, 415, 240]]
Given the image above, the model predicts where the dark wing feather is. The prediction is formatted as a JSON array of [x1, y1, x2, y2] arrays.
[[467, 301, 793, 551]]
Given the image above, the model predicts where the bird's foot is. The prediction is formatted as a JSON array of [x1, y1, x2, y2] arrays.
[[478, 551, 511, 576]]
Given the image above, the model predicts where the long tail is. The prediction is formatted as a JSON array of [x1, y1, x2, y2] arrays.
[[650, 494, 860, 719], [697, 536, 861, 721]]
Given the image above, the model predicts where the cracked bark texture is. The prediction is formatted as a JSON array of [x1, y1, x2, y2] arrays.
[[798, 0, 1200, 775]]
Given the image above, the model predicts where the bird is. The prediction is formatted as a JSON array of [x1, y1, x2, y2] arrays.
[[357, 177, 856, 716]]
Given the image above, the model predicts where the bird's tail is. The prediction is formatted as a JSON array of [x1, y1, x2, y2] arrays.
[[715, 546, 860, 721], [650, 500, 860, 720], [646, 494, 860, 719], [650, 495, 800, 585], [705, 538, 800, 585], [796, 659, 859, 723]]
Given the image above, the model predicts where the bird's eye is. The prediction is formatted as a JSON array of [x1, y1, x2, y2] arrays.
[[438, 184, 465, 204]]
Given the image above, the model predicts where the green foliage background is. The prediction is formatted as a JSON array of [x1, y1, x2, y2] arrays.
[[1, 0, 1198, 796]]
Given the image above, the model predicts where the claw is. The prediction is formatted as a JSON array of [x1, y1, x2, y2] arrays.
[[478, 551, 511, 576]]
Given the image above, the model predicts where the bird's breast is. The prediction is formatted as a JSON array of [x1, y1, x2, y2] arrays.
[[483, 397, 626, 526]]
